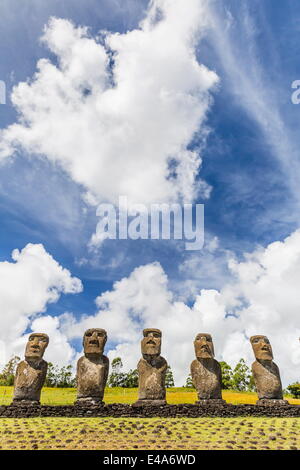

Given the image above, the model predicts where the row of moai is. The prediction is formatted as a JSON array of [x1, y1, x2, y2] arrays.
[[11, 328, 289, 407]]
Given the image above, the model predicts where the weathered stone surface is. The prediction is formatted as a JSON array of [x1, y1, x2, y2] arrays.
[[256, 399, 289, 406], [191, 333, 224, 403], [132, 398, 167, 407], [0, 403, 299, 418], [134, 328, 167, 405], [250, 335, 285, 404], [195, 399, 226, 405], [12, 333, 49, 405], [76, 328, 109, 405]]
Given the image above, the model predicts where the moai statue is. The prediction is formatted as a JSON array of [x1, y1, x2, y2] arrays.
[[133, 328, 168, 406], [76, 328, 109, 405], [191, 333, 225, 405], [250, 335, 288, 406], [12, 333, 49, 405]]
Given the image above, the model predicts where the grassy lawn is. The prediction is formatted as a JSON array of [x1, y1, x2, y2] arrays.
[[0, 385, 299, 406], [0, 387, 298, 450], [0, 416, 298, 450]]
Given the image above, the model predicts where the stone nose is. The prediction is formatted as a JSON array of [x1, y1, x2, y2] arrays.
[[90, 332, 99, 341]]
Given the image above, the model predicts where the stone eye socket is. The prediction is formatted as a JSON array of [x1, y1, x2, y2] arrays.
[[252, 338, 269, 344], [86, 331, 104, 336], [30, 336, 47, 343]]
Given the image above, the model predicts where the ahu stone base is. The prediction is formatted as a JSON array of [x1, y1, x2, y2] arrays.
[[11, 399, 41, 407], [132, 399, 167, 407], [75, 398, 105, 406], [0, 403, 299, 418], [195, 399, 227, 406], [256, 399, 290, 406]]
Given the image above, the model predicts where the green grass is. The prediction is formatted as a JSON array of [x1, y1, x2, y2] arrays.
[[0, 386, 299, 450], [1, 386, 299, 406], [0, 416, 298, 450]]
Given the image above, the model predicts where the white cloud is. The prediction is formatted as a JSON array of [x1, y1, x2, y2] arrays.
[[205, 1, 300, 208], [64, 230, 300, 387], [0, 243, 82, 367], [2, 231, 299, 387], [0, 0, 218, 210], [31, 315, 75, 366]]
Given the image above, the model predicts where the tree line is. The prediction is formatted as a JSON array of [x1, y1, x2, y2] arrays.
[[0, 355, 299, 397]]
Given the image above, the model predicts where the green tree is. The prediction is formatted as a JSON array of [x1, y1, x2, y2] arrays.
[[183, 373, 194, 388], [57, 364, 76, 387], [45, 362, 56, 387], [111, 357, 123, 374], [108, 358, 139, 388], [231, 358, 253, 391], [123, 369, 138, 388], [45, 363, 76, 387], [219, 361, 233, 390], [165, 365, 174, 388], [107, 357, 127, 387], [287, 382, 300, 398], [0, 355, 20, 386]]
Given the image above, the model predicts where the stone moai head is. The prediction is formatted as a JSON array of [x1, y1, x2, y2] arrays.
[[25, 333, 49, 362], [83, 328, 107, 358], [141, 328, 162, 357], [250, 335, 273, 361], [194, 333, 215, 359]]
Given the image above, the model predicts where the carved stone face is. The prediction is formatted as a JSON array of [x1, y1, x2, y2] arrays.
[[141, 328, 162, 356], [250, 335, 273, 360], [83, 328, 107, 357], [194, 333, 214, 359], [25, 333, 49, 361]]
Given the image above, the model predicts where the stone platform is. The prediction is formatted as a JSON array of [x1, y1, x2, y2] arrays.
[[0, 403, 299, 418]]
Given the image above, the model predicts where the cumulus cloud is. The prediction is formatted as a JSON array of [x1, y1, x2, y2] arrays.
[[64, 230, 300, 387], [0, 243, 82, 367], [0, 0, 218, 210]]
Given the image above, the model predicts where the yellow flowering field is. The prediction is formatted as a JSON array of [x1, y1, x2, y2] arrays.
[[0, 386, 299, 405]]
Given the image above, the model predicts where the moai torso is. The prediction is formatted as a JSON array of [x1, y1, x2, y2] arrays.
[[12, 332, 49, 404], [76, 328, 109, 404], [13, 359, 48, 402], [191, 333, 224, 403], [191, 358, 222, 400], [77, 355, 109, 400], [137, 356, 167, 400], [252, 360, 283, 399], [134, 328, 168, 405], [250, 335, 285, 402]]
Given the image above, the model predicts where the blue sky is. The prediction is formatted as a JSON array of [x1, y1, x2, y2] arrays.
[[0, 0, 300, 385]]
